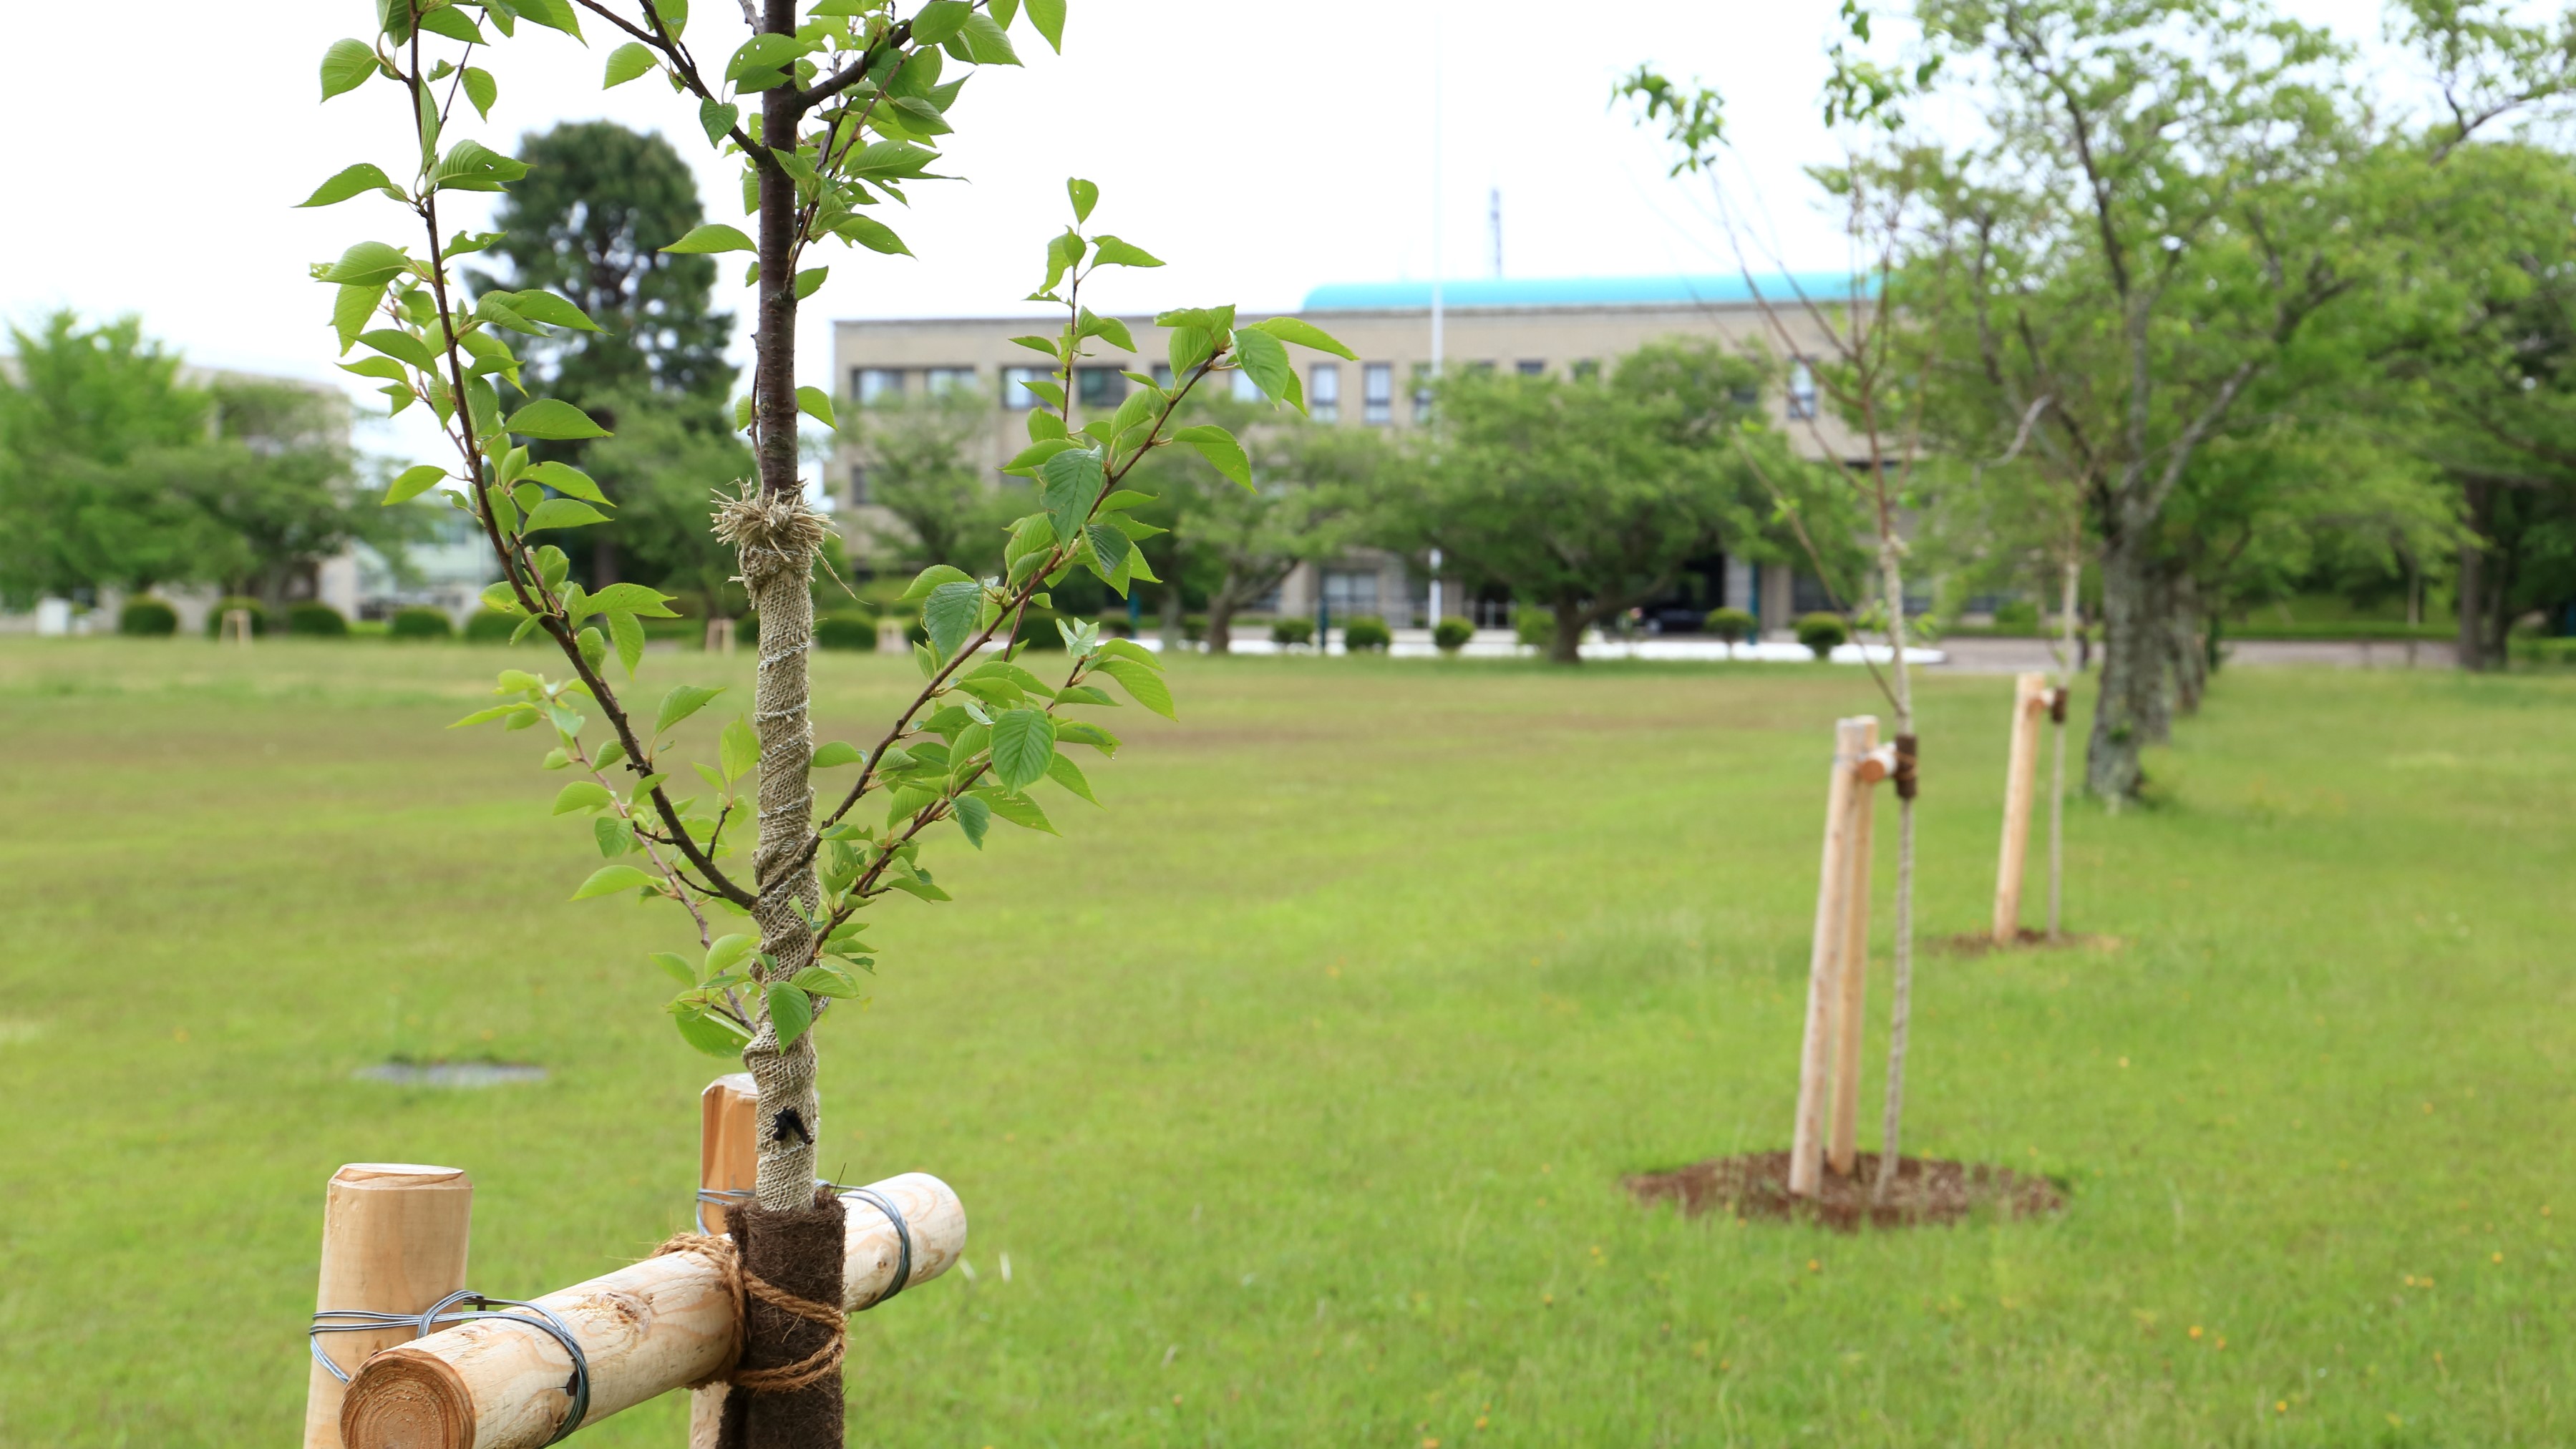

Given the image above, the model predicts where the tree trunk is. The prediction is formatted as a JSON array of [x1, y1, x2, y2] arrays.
[[2457, 478, 2492, 672], [2086, 535, 2158, 800], [1158, 582, 1182, 651], [2168, 570, 2205, 717], [1204, 597, 1235, 655], [594, 536, 621, 589], [1548, 600, 1587, 664]]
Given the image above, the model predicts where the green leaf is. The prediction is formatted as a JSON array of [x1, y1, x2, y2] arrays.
[[417, 4, 486, 42], [1046, 749, 1099, 804], [1066, 177, 1099, 223], [1039, 447, 1106, 546], [504, 291, 606, 332], [588, 582, 680, 618], [812, 741, 865, 769], [524, 498, 612, 531], [1002, 437, 1079, 476], [1248, 315, 1358, 360], [609, 610, 646, 676], [1095, 637, 1163, 670], [572, 864, 658, 899], [320, 39, 378, 100], [1056, 718, 1121, 753], [910, 0, 973, 42], [957, 12, 1021, 64], [506, 399, 611, 440], [795, 385, 837, 429], [1173, 424, 1251, 487], [604, 41, 658, 87], [513, 0, 586, 37], [704, 937, 757, 981], [1088, 312, 1138, 353], [523, 461, 610, 504], [792, 962, 863, 999], [792, 266, 830, 302], [331, 283, 384, 353], [553, 781, 613, 815], [1090, 235, 1162, 268], [980, 788, 1056, 833], [382, 464, 447, 505], [655, 683, 726, 735], [1024, 0, 1065, 51], [647, 0, 690, 39], [650, 951, 696, 987], [462, 66, 497, 119], [900, 563, 976, 602], [596, 815, 637, 857], [720, 717, 760, 781], [357, 328, 437, 373], [765, 981, 815, 1046], [988, 708, 1056, 791], [699, 99, 741, 145], [1093, 657, 1177, 718], [726, 33, 804, 84], [1167, 324, 1214, 378], [923, 579, 983, 660], [671, 1005, 752, 1057], [951, 791, 991, 848], [298, 163, 399, 208], [431, 140, 530, 194], [663, 223, 757, 255], [1154, 304, 1236, 331], [834, 213, 911, 256], [1232, 328, 1304, 411]]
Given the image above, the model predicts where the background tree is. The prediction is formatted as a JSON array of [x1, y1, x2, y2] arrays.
[[1394, 338, 1790, 664], [852, 384, 1021, 572]]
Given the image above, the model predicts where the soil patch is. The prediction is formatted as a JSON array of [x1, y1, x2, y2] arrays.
[[354, 1060, 548, 1088], [1938, 928, 2122, 956], [1625, 1151, 2064, 1231]]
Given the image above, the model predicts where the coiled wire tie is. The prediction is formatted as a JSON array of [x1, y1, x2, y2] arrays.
[[693, 1180, 915, 1310], [310, 1289, 591, 1444]]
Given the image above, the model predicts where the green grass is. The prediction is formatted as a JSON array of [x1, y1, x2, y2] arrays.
[[0, 640, 2569, 1447]]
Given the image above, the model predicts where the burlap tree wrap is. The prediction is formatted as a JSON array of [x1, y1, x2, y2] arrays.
[[714, 485, 832, 1212]]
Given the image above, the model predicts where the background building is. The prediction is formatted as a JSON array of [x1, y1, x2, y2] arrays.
[[830, 273, 1863, 634]]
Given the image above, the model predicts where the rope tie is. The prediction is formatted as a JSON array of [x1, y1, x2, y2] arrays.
[[310, 1291, 591, 1444], [653, 1187, 914, 1396]]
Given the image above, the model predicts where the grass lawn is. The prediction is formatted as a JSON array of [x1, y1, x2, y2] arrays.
[[0, 639, 2568, 1447]]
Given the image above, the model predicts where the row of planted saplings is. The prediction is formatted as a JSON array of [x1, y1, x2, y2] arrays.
[[303, 1076, 965, 1449], [1785, 670, 2068, 1197]]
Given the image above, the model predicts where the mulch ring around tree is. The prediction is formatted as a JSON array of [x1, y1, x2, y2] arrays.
[[1938, 928, 2123, 956], [1624, 1151, 2065, 1232]]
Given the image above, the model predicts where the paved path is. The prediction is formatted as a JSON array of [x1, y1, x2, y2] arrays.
[[1928, 635, 2459, 673]]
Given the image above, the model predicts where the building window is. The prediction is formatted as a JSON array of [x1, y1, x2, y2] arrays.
[[925, 366, 976, 395], [1232, 368, 1264, 403], [1323, 570, 1380, 618], [1787, 360, 1819, 420], [1151, 362, 1175, 391], [1001, 366, 1046, 410], [1516, 359, 1546, 376], [848, 465, 870, 507], [854, 367, 904, 404], [1571, 358, 1600, 381], [1310, 363, 1341, 421], [1411, 364, 1435, 424], [1363, 363, 1393, 424], [1076, 365, 1126, 409]]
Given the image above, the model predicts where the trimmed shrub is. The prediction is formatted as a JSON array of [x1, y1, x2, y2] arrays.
[[286, 602, 349, 637], [1432, 617, 1474, 652], [1515, 609, 1555, 648], [465, 608, 523, 643], [389, 607, 455, 640], [117, 599, 178, 636], [905, 619, 930, 648], [735, 613, 759, 648], [815, 613, 878, 651], [1342, 615, 1391, 651], [1270, 617, 1314, 645], [203, 596, 269, 637], [1011, 608, 1066, 651], [1703, 606, 1755, 643], [1796, 611, 1849, 659], [1993, 599, 2041, 633]]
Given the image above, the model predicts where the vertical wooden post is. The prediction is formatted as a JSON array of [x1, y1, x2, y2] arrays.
[[1991, 672, 2048, 944], [1791, 716, 1873, 1198], [1827, 718, 1880, 1176], [690, 1075, 761, 1449], [303, 1163, 473, 1449]]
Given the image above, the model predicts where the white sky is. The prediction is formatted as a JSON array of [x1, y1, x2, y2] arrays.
[[0, 0, 2396, 464]]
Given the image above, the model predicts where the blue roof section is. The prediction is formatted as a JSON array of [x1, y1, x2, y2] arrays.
[[1299, 273, 1872, 312]]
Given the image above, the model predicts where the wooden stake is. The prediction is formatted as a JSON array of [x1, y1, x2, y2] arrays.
[[339, 1172, 966, 1449], [305, 1163, 474, 1449], [690, 1075, 759, 1449], [1828, 718, 1880, 1176], [1992, 672, 2048, 943], [1791, 716, 1874, 1197]]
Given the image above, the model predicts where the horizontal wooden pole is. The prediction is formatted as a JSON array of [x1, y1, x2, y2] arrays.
[[338, 1173, 965, 1449]]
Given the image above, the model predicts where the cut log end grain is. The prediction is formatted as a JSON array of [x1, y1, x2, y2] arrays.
[[338, 1350, 476, 1449]]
